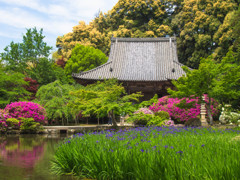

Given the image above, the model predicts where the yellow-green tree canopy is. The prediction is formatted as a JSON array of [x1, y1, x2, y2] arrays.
[[69, 79, 142, 126], [56, 0, 179, 59], [172, 0, 238, 68], [56, 0, 238, 69]]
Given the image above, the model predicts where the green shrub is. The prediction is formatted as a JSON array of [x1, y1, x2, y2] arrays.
[[19, 117, 43, 133], [147, 116, 165, 126], [127, 112, 153, 125], [154, 111, 170, 120], [6, 118, 19, 129]]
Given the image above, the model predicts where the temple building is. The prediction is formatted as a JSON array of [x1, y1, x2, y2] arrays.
[[72, 37, 187, 99]]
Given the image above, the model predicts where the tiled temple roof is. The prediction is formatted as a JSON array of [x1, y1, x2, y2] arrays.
[[72, 37, 186, 81]]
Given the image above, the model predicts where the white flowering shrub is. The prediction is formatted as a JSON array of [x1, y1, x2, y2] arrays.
[[219, 106, 240, 124]]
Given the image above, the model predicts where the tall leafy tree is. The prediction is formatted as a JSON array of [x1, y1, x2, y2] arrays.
[[64, 44, 108, 76], [1, 27, 52, 73], [231, 6, 240, 61], [35, 80, 83, 125], [172, 0, 238, 68], [56, 21, 110, 59], [29, 57, 70, 86], [56, 0, 180, 60], [69, 79, 142, 126], [57, 0, 238, 69], [0, 67, 30, 108], [21, 28, 52, 66], [168, 50, 240, 125]]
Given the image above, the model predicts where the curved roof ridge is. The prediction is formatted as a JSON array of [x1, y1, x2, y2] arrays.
[[72, 61, 112, 77], [173, 61, 193, 70], [111, 37, 176, 42]]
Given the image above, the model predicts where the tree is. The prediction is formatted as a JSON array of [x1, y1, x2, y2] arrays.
[[231, 6, 240, 61], [69, 79, 142, 126], [211, 50, 240, 108], [56, 0, 238, 69], [171, 0, 238, 68], [0, 67, 30, 108], [35, 80, 83, 125], [1, 27, 52, 73], [56, 21, 110, 60], [64, 44, 108, 76], [56, 0, 180, 60], [168, 50, 240, 125], [28, 57, 71, 86]]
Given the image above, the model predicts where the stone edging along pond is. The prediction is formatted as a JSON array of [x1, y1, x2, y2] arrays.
[[3, 124, 239, 135]]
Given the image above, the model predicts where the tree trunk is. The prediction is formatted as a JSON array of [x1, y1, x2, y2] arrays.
[[112, 110, 118, 126], [206, 103, 213, 125], [75, 115, 77, 125]]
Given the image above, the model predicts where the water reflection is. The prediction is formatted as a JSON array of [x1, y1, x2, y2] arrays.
[[0, 134, 76, 180], [0, 136, 45, 168]]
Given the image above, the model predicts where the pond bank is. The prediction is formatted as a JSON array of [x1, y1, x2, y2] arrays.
[[3, 123, 239, 135], [43, 124, 134, 134], [3, 124, 134, 135]]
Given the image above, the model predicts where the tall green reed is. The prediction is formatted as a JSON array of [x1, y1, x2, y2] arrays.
[[52, 127, 240, 180]]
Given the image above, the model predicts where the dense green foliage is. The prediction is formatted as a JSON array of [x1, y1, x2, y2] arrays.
[[64, 44, 108, 76], [168, 50, 240, 124], [28, 57, 70, 86], [1, 27, 52, 73], [56, 0, 239, 69], [69, 79, 142, 126], [173, 0, 238, 67], [0, 67, 30, 108], [232, 6, 240, 61], [35, 80, 82, 125], [127, 112, 153, 126], [127, 108, 171, 126], [52, 127, 240, 179], [19, 117, 43, 133], [0, 28, 70, 87]]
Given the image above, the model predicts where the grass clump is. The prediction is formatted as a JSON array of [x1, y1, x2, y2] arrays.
[[52, 127, 240, 180]]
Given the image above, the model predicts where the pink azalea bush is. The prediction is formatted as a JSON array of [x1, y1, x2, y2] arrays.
[[4, 101, 47, 124], [0, 109, 8, 131], [134, 108, 154, 115], [149, 95, 218, 122], [163, 120, 175, 127]]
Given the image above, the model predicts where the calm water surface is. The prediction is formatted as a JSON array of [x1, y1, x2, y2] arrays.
[[0, 134, 77, 180]]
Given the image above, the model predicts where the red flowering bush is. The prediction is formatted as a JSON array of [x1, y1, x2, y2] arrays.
[[24, 77, 39, 100], [4, 101, 47, 124], [149, 95, 218, 122], [56, 57, 66, 68]]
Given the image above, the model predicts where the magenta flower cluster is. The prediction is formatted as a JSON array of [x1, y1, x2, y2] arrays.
[[134, 108, 154, 115], [0, 109, 8, 128], [4, 101, 47, 124], [149, 95, 218, 122]]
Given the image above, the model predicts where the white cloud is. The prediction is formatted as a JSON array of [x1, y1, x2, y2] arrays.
[[0, 0, 118, 51]]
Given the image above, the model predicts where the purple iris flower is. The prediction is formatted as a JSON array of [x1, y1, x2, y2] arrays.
[[176, 151, 183, 154]]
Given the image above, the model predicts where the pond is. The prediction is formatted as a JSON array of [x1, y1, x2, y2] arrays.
[[0, 134, 77, 180]]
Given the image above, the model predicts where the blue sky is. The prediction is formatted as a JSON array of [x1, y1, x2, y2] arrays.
[[0, 0, 118, 54]]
